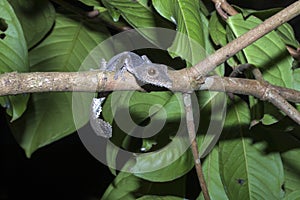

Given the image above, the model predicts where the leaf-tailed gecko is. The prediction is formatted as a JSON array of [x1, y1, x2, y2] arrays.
[[90, 51, 173, 138]]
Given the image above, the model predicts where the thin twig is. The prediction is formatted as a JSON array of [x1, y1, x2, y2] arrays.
[[251, 68, 264, 81], [215, 1, 228, 20], [211, 0, 238, 16], [183, 93, 210, 200], [200, 76, 300, 104], [229, 63, 253, 78], [251, 68, 300, 124], [286, 46, 300, 61], [188, 0, 300, 79], [263, 85, 300, 123]]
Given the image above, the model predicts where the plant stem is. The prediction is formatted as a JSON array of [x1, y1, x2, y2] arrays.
[[183, 93, 210, 200]]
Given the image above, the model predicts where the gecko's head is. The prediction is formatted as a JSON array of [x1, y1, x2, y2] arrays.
[[134, 63, 173, 88]]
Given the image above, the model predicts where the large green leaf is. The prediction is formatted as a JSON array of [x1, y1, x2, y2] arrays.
[[281, 149, 300, 195], [197, 147, 228, 200], [227, 14, 294, 124], [233, 6, 299, 49], [10, 12, 109, 157], [103, 91, 175, 176], [10, 93, 75, 157], [101, 172, 140, 200], [137, 196, 184, 200], [8, 0, 55, 49], [284, 191, 300, 200], [0, 0, 29, 121], [133, 138, 193, 182], [101, 0, 171, 28], [30, 12, 109, 72], [208, 11, 227, 47], [219, 99, 285, 200], [133, 94, 193, 182], [227, 14, 293, 88], [234, 6, 281, 20], [80, 0, 130, 29], [152, 0, 213, 66], [103, 92, 195, 182], [0, 0, 28, 72], [101, 0, 173, 46], [293, 68, 300, 91], [276, 23, 299, 49], [102, 169, 186, 199]]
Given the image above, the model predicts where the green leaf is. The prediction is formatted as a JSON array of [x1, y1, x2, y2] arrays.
[[10, 13, 109, 157], [197, 147, 228, 200], [209, 11, 227, 47], [0, 95, 29, 121], [30, 12, 109, 72], [102, 172, 140, 200], [0, 0, 29, 120], [137, 196, 184, 200], [249, 121, 300, 153], [234, 6, 299, 48], [101, 0, 121, 22], [284, 191, 300, 200], [103, 92, 195, 182], [8, 0, 55, 49], [133, 139, 194, 182], [102, 0, 170, 28], [81, 0, 128, 27], [0, 0, 28, 72], [276, 23, 299, 48], [101, 0, 173, 45], [234, 6, 281, 20], [219, 99, 285, 200], [102, 169, 186, 199], [293, 68, 300, 91], [103, 91, 173, 125], [152, 0, 212, 66], [102, 91, 175, 176], [227, 14, 294, 124], [227, 14, 293, 88], [281, 149, 300, 195], [10, 93, 76, 157]]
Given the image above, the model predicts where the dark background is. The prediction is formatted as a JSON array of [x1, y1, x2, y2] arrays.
[[1, 1, 299, 200]]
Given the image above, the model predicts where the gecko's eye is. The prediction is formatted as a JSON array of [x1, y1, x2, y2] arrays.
[[148, 68, 157, 76]]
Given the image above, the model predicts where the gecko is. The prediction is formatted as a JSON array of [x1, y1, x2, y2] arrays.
[[90, 51, 173, 138]]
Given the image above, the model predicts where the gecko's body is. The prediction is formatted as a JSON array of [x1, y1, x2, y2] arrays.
[[90, 51, 173, 138], [104, 51, 172, 88]]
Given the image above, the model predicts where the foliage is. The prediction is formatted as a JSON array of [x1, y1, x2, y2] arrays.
[[1, 0, 300, 199]]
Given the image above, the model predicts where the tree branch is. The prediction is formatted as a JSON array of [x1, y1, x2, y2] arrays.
[[0, 1, 300, 125], [188, 0, 300, 79], [1, 71, 300, 102]]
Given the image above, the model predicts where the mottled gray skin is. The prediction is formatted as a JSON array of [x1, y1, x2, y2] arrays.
[[90, 98, 112, 138], [90, 51, 173, 138], [104, 51, 173, 88]]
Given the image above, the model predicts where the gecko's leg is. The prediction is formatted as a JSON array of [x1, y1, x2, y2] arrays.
[[141, 55, 152, 63], [114, 57, 131, 80], [99, 58, 107, 70]]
